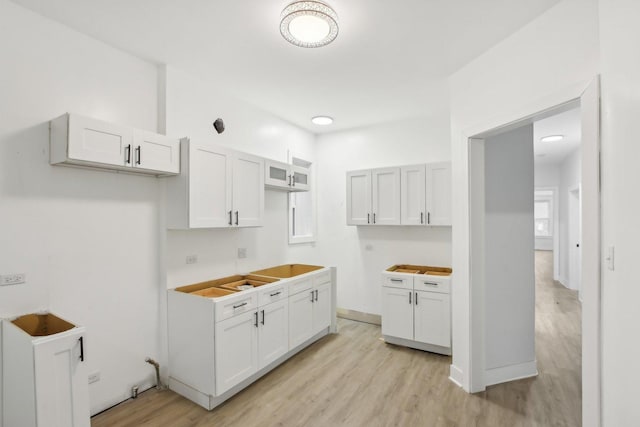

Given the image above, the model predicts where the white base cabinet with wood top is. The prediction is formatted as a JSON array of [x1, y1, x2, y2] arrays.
[[168, 266, 337, 410], [381, 266, 452, 355], [2, 313, 90, 427], [50, 113, 180, 176]]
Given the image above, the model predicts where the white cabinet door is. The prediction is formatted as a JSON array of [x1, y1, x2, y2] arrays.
[[289, 289, 314, 349], [215, 310, 258, 395], [346, 170, 371, 225], [414, 291, 451, 347], [189, 143, 233, 228], [381, 287, 413, 341], [291, 164, 310, 192], [232, 152, 264, 227], [372, 167, 401, 225], [258, 299, 289, 369], [312, 282, 332, 335], [401, 164, 426, 225], [265, 159, 290, 190], [133, 130, 180, 174], [33, 331, 89, 427], [67, 114, 131, 167], [426, 162, 452, 226]]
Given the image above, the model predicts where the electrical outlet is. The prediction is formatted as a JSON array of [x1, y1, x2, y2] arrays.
[[186, 255, 198, 264], [88, 371, 100, 384], [1, 273, 25, 286], [237, 248, 247, 259]]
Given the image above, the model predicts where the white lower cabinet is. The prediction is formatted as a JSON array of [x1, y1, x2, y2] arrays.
[[414, 291, 450, 347], [381, 271, 452, 355], [288, 289, 314, 349], [289, 279, 332, 349], [381, 287, 414, 341], [168, 267, 336, 410], [257, 299, 289, 368], [2, 314, 90, 427], [215, 310, 259, 395]]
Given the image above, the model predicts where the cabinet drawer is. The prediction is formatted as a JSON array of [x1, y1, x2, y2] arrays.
[[288, 277, 313, 296], [215, 292, 258, 322], [258, 283, 289, 307], [382, 274, 413, 290], [414, 277, 450, 294], [312, 270, 331, 287]]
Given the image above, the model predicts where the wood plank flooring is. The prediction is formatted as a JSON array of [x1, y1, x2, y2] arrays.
[[92, 251, 581, 427]]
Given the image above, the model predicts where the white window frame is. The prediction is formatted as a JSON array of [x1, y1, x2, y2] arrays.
[[288, 155, 316, 244]]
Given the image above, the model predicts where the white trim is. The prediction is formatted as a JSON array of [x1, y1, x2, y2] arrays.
[[484, 360, 538, 387], [449, 364, 464, 388]]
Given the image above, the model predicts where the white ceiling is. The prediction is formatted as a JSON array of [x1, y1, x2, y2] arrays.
[[11, 0, 561, 133], [534, 107, 581, 165]]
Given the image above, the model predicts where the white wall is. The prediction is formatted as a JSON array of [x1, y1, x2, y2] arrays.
[[557, 148, 581, 288], [0, 0, 162, 416], [315, 115, 452, 316], [162, 66, 318, 290], [534, 163, 560, 188], [599, 0, 640, 424], [483, 125, 536, 384], [447, 0, 599, 391]]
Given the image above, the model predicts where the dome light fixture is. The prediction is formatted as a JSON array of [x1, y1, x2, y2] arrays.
[[311, 116, 334, 125], [540, 134, 564, 142], [280, 1, 339, 48]]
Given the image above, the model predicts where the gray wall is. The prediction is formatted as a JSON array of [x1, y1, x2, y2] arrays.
[[484, 124, 535, 372]]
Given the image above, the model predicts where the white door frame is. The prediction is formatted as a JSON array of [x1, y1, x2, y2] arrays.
[[568, 184, 582, 297], [460, 77, 601, 425]]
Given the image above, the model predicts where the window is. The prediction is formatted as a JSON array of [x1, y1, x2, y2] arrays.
[[288, 157, 315, 244], [534, 190, 553, 237]]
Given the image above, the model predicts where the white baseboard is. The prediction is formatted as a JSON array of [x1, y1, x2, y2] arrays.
[[484, 360, 538, 387], [449, 364, 464, 388], [336, 308, 381, 325]]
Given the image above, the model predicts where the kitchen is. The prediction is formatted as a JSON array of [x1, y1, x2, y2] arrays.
[[1, 0, 639, 426]]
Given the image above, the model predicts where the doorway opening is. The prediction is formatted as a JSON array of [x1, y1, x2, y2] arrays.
[[467, 78, 600, 424]]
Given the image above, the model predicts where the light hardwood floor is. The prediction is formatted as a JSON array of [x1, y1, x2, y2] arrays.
[[92, 251, 581, 427]]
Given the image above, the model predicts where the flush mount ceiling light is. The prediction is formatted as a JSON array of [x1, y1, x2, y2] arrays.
[[540, 135, 564, 142], [311, 116, 333, 125], [280, 1, 339, 48]]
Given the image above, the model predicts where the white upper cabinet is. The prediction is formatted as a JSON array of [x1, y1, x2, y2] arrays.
[[232, 152, 265, 227], [166, 140, 264, 229], [346, 168, 400, 225], [401, 164, 426, 225], [264, 159, 310, 192], [132, 130, 180, 174], [50, 113, 180, 176], [348, 162, 451, 227], [372, 167, 401, 225], [426, 162, 452, 226], [346, 170, 372, 225]]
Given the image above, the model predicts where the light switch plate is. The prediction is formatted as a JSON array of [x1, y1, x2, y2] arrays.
[[606, 246, 615, 271]]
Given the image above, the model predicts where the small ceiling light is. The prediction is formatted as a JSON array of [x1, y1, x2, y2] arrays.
[[311, 116, 333, 125], [280, 1, 339, 48], [540, 135, 564, 142]]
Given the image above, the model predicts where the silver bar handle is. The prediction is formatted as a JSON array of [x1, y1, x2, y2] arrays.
[[423, 282, 439, 287], [409, 292, 412, 304], [310, 290, 315, 302], [390, 279, 403, 283], [233, 302, 248, 309], [421, 212, 424, 224], [415, 292, 418, 305], [270, 291, 282, 297]]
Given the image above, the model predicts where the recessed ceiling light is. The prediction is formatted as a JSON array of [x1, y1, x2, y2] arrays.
[[311, 116, 333, 125], [540, 135, 564, 142], [280, 1, 339, 48]]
